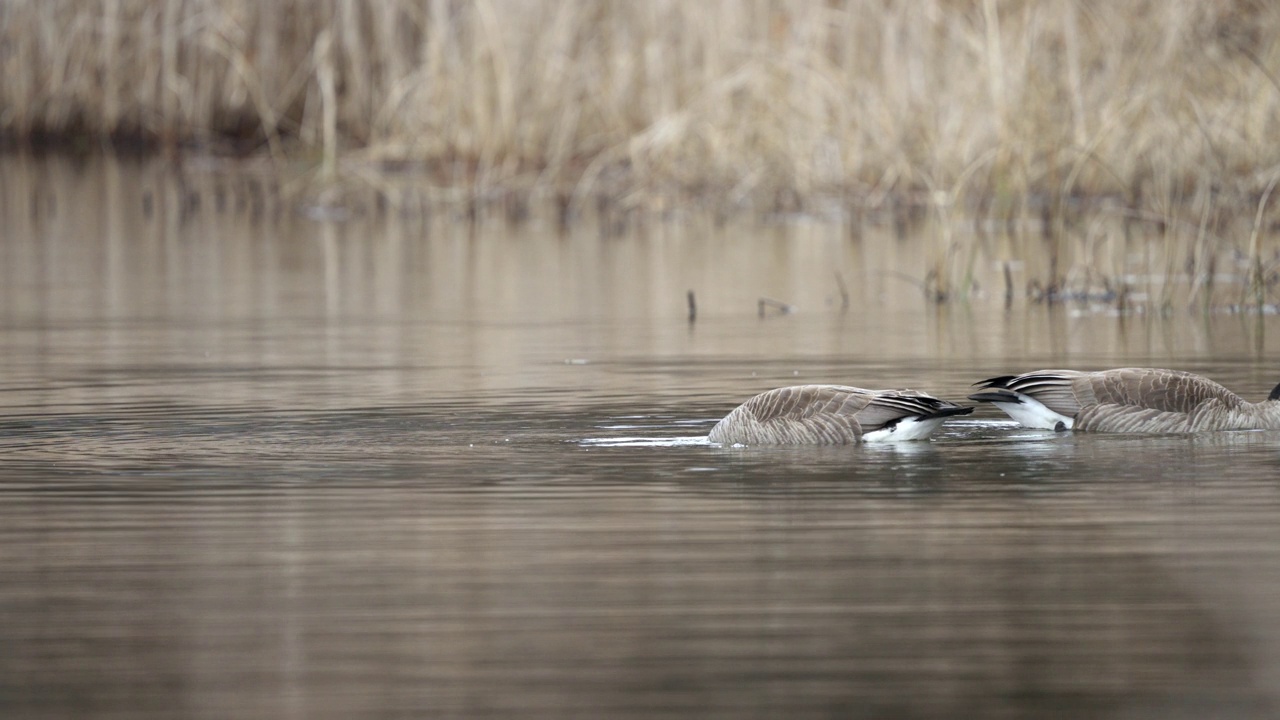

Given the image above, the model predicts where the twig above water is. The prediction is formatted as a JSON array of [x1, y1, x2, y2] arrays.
[[758, 297, 795, 317]]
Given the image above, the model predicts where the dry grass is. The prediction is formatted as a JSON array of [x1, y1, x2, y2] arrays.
[[1, 1, 1277, 199], [3, 0, 1280, 306]]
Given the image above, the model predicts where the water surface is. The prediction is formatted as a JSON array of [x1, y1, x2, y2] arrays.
[[3, 156, 1280, 719]]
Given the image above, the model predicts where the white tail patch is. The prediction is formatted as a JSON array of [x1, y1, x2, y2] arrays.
[[992, 396, 1074, 430], [861, 416, 948, 442]]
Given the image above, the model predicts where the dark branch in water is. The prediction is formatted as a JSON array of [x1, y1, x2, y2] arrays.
[[758, 297, 795, 317], [834, 271, 850, 313], [687, 290, 697, 323]]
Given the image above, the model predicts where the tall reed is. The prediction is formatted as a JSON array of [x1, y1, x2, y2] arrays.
[[3, 1, 1280, 235]]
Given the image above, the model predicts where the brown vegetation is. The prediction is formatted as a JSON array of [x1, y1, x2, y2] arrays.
[[2, 1, 1279, 307]]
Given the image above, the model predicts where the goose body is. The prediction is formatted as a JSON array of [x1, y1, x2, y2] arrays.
[[969, 368, 1280, 433], [708, 384, 973, 445]]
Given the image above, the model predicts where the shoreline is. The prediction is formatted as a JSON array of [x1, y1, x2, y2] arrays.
[[3, 1, 1279, 216]]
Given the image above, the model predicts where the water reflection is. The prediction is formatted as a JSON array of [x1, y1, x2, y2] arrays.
[[4, 397, 1280, 718], [2, 156, 1280, 718]]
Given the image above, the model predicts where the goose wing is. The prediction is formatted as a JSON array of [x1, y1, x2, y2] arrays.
[[1083, 368, 1245, 413], [708, 385, 872, 444], [708, 385, 963, 445]]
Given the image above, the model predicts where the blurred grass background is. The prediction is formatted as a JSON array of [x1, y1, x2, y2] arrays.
[[3, 0, 1279, 213]]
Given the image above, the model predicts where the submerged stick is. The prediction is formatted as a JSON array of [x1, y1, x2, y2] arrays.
[[687, 290, 697, 323]]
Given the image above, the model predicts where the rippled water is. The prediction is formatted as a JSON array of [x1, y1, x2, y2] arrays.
[[3, 156, 1280, 719]]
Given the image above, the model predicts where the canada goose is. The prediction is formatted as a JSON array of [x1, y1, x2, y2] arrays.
[[968, 368, 1280, 433], [708, 384, 974, 445]]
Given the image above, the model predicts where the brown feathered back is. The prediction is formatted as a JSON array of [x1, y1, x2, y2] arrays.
[[1078, 368, 1246, 413], [708, 384, 970, 445]]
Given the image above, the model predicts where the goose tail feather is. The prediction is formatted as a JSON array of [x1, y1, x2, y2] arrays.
[[967, 389, 1023, 404], [923, 405, 976, 419]]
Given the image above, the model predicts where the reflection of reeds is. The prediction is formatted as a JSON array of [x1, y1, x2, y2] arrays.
[[3, 2, 1280, 208]]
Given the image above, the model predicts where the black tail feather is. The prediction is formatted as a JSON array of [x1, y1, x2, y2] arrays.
[[968, 389, 1023, 404], [972, 375, 1018, 389], [1270, 382, 1280, 402], [922, 405, 975, 419]]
